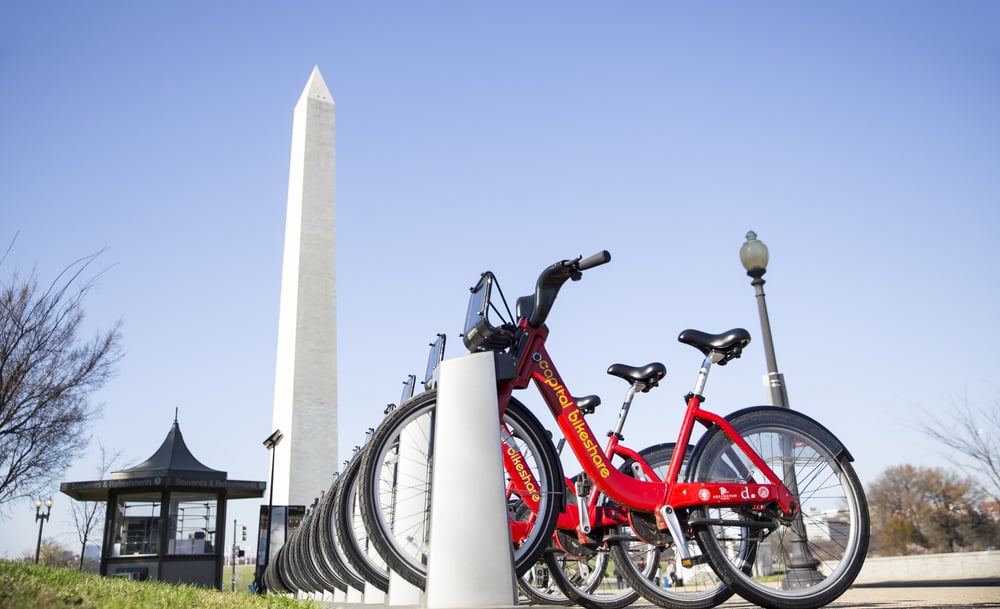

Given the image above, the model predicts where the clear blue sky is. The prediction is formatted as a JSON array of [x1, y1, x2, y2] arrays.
[[2, 1, 998, 560]]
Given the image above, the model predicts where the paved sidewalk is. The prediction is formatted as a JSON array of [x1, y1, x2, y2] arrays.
[[718, 584, 1000, 608], [320, 584, 1000, 609]]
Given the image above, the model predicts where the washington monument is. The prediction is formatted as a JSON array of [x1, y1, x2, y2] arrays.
[[270, 66, 337, 507]]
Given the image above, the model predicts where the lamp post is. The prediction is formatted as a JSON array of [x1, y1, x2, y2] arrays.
[[739, 231, 790, 408], [261, 429, 283, 587], [739, 231, 822, 587], [231, 517, 237, 592], [34, 497, 53, 564]]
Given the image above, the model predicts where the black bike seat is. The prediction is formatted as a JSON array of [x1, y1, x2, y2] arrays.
[[574, 394, 601, 413], [606, 362, 667, 391], [677, 328, 751, 363]]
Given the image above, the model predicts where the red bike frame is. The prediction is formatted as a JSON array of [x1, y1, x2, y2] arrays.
[[500, 319, 798, 539]]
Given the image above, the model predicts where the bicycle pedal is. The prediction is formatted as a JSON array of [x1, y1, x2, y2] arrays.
[[680, 554, 709, 568]]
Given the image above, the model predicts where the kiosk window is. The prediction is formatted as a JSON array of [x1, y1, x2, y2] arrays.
[[111, 494, 160, 556], [167, 494, 217, 554]]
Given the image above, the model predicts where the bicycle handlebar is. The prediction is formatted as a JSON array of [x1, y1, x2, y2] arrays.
[[526, 250, 611, 328], [577, 250, 611, 271]]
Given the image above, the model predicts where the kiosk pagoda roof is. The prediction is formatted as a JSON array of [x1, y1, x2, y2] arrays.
[[61, 419, 265, 501], [113, 419, 226, 481]]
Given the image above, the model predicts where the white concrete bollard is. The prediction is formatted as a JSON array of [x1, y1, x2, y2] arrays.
[[388, 569, 423, 606], [424, 351, 517, 608], [347, 586, 364, 603], [363, 554, 387, 604], [363, 518, 387, 605]]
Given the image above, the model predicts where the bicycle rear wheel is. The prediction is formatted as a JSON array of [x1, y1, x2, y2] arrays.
[[358, 390, 563, 589], [689, 407, 869, 609]]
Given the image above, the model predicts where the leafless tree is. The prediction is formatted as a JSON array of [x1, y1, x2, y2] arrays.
[[69, 441, 122, 570], [0, 242, 123, 508], [918, 397, 1000, 503]]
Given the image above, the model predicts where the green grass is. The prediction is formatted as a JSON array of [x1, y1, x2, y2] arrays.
[[221, 564, 258, 593], [0, 560, 317, 609]]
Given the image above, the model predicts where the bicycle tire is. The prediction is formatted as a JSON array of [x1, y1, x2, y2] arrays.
[[299, 518, 331, 593], [309, 489, 348, 592], [261, 545, 284, 593], [305, 494, 349, 593], [518, 552, 573, 605], [543, 444, 669, 609], [358, 389, 564, 589], [545, 540, 638, 609], [320, 475, 368, 591], [333, 447, 390, 592], [513, 481, 573, 605], [274, 542, 302, 593], [285, 519, 318, 593], [607, 443, 736, 609], [689, 407, 869, 609], [295, 506, 336, 594]]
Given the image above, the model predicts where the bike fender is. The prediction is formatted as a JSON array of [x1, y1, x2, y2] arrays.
[[687, 405, 853, 482]]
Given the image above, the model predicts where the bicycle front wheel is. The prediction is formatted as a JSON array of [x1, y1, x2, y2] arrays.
[[308, 486, 349, 592], [519, 552, 573, 605], [547, 533, 646, 609], [689, 407, 869, 609], [319, 473, 368, 591], [607, 443, 734, 609], [358, 390, 563, 589], [334, 448, 390, 592]]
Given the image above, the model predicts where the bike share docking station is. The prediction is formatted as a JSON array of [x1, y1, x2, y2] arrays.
[[423, 350, 518, 609]]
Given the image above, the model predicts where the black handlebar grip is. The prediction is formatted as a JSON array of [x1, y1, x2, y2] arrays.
[[577, 250, 611, 270]]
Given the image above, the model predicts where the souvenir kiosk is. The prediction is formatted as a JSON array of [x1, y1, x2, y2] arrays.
[[60, 418, 266, 589]]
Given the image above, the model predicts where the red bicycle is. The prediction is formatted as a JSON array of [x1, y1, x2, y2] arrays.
[[359, 252, 869, 609]]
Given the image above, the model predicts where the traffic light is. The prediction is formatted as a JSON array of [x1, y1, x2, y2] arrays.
[[241, 526, 247, 542]]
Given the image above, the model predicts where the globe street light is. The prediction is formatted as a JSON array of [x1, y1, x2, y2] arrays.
[[34, 497, 53, 564], [739, 231, 822, 587], [739, 230, 790, 408]]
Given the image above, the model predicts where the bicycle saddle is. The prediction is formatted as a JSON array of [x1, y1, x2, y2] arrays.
[[574, 394, 601, 414], [677, 328, 751, 364], [606, 362, 667, 391]]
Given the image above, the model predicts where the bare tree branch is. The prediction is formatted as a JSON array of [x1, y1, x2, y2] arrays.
[[69, 441, 123, 569], [0, 249, 122, 509], [918, 396, 1000, 503]]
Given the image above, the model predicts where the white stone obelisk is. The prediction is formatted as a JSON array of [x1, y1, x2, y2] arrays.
[[270, 66, 337, 508]]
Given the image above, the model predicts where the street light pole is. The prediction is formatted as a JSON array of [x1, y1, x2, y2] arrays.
[[260, 429, 283, 591], [739, 231, 790, 408], [739, 231, 822, 588], [34, 497, 53, 564], [231, 517, 237, 592]]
